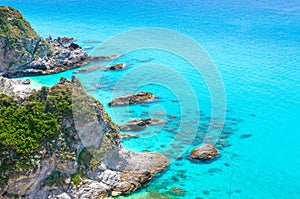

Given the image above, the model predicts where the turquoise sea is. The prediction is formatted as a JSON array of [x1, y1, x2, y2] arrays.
[[3, 0, 300, 198]]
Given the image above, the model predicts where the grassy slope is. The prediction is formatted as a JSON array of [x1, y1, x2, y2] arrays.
[[0, 6, 39, 40]]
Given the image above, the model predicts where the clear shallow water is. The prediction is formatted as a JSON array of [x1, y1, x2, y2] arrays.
[[3, 0, 300, 198]]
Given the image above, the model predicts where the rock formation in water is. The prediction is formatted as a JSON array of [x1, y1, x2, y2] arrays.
[[0, 6, 120, 78], [190, 144, 220, 161], [108, 91, 155, 106], [0, 76, 168, 198], [103, 63, 128, 71], [120, 118, 165, 132]]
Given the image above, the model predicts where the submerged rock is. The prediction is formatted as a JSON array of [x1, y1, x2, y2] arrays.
[[120, 118, 165, 132], [240, 134, 252, 139], [108, 91, 155, 106], [169, 187, 186, 196], [190, 144, 220, 161], [73, 65, 101, 74]]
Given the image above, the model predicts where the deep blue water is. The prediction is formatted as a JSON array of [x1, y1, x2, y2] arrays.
[[2, 0, 300, 198]]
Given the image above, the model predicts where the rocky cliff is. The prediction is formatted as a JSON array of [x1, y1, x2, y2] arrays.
[[0, 6, 89, 77], [0, 76, 168, 199]]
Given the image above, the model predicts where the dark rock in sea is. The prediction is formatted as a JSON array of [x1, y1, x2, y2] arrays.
[[190, 144, 220, 162], [120, 118, 165, 132], [132, 58, 154, 63], [224, 163, 230, 167], [167, 114, 179, 119], [240, 134, 253, 139], [108, 91, 155, 106], [69, 42, 81, 50], [60, 36, 74, 43], [169, 187, 186, 196], [208, 168, 222, 174], [103, 63, 128, 71], [203, 190, 210, 195]]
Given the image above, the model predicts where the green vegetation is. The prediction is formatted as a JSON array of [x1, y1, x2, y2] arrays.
[[0, 6, 39, 40], [71, 173, 85, 187], [0, 81, 76, 190], [0, 78, 121, 193], [0, 94, 58, 154]]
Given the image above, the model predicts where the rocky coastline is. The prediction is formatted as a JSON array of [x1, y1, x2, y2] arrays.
[[0, 77, 169, 199], [0, 6, 169, 198], [0, 6, 120, 78]]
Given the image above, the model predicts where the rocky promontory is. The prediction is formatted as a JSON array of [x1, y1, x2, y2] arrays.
[[0, 76, 168, 198], [0, 6, 119, 78]]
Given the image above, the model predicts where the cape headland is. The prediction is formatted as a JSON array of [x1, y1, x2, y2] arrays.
[[0, 6, 118, 78], [0, 6, 169, 198]]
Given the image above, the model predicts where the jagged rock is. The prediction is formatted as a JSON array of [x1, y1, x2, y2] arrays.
[[69, 42, 80, 50], [190, 144, 220, 161], [104, 63, 127, 71], [108, 92, 154, 106], [60, 37, 74, 43], [120, 118, 165, 132]]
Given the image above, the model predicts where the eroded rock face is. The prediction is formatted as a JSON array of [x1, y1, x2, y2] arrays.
[[45, 148, 168, 199], [0, 77, 168, 199], [108, 92, 154, 106], [120, 118, 165, 132], [3, 36, 89, 77], [190, 144, 220, 161]]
